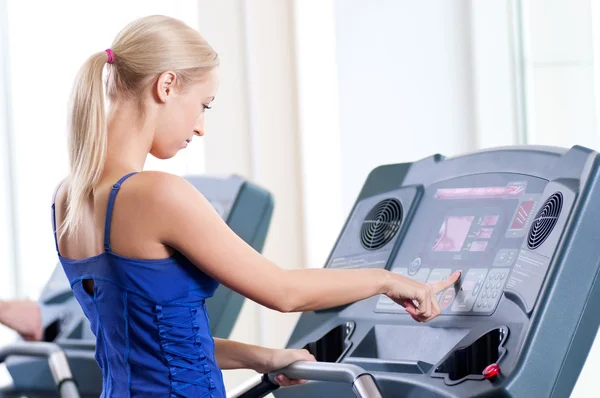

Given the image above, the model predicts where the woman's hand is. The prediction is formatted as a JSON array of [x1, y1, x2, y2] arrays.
[[385, 270, 461, 322], [261, 348, 316, 387]]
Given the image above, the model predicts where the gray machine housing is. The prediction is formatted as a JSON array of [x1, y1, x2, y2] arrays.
[[277, 145, 600, 398], [4, 174, 274, 397]]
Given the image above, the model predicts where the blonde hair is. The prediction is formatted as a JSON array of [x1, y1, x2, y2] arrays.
[[62, 15, 219, 237]]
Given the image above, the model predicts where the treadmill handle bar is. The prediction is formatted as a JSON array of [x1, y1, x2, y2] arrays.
[[227, 361, 383, 398], [0, 341, 80, 398]]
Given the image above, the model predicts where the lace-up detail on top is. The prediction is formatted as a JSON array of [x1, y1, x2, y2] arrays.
[[156, 299, 216, 397]]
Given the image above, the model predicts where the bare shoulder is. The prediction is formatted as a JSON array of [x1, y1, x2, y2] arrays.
[[101, 171, 214, 258], [117, 171, 215, 227], [126, 171, 207, 206], [50, 179, 68, 228], [50, 178, 67, 206]]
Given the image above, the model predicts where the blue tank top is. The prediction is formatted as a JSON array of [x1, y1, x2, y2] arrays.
[[52, 173, 226, 398]]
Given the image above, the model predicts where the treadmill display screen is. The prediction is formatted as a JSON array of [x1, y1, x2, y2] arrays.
[[432, 215, 500, 253], [432, 216, 474, 252], [376, 174, 547, 316]]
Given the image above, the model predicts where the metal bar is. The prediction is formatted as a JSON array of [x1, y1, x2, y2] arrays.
[[0, 342, 80, 398], [353, 374, 383, 398], [59, 381, 82, 398], [227, 361, 384, 398], [268, 361, 368, 384]]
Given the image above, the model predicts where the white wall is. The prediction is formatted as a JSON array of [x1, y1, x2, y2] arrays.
[[470, 1, 522, 147], [522, 0, 599, 149], [333, 0, 478, 213], [293, 0, 344, 270]]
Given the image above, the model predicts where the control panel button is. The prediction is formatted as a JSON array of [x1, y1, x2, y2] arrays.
[[473, 268, 509, 313], [408, 257, 422, 276], [440, 288, 456, 310], [452, 269, 488, 312], [427, 269, 453, 301], [493, 249, 519, 267], [472, 277, 484, 297]]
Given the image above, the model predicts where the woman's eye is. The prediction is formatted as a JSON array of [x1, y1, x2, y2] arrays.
[[203, 105, 212, 111]]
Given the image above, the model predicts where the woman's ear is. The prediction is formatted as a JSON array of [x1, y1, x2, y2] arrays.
[[156, 71, 177, 103]]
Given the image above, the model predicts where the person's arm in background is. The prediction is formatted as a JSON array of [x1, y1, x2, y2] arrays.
[[0, 300, 43, 341]]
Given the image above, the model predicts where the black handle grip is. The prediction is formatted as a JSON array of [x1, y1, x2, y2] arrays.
[[236, 373, 279, 398]]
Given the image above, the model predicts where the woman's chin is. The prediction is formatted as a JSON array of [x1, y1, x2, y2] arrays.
[[149, 149, 179, 160]]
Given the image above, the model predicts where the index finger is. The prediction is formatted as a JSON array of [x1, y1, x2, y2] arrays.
[[429, 271, 461, 294]]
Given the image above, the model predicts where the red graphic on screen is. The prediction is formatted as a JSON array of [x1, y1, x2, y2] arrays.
[[432, 216, 474, 252], [511, 200, 535, 229]]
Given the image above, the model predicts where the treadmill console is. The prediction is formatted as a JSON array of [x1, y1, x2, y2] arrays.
[[376, 175, 551, 316], [280, 146, 600, 398]]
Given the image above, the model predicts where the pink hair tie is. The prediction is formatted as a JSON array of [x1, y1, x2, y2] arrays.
[[105, 49, 114, 64]]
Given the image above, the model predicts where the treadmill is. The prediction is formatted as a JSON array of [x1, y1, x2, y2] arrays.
[[232, 145, 600, 398], [0, 174, 274, 398]]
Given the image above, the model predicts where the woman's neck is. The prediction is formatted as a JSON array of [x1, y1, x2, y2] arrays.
[[102, 101, 155, 178]]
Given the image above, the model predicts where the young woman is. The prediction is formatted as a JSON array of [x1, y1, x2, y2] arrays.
[[51, 15, 460, 397]]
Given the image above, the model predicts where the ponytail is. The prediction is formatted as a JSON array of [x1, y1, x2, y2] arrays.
[[61, 51, 110, 237], [60, 15, 219, 238]]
